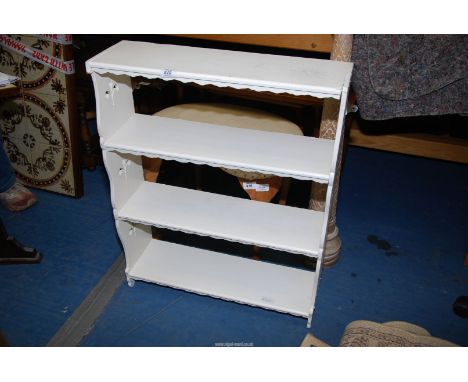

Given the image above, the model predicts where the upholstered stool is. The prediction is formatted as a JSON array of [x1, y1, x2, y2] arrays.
[[144, 103, 303, 205]]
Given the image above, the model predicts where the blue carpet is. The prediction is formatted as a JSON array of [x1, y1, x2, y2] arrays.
[[1, 147, 467, 346], [80, 147, 468, 346], [0, 169, 122, 346]]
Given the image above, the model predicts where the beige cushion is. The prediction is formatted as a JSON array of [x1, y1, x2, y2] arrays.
[[339, 320, 458, 347], [155, 103, 303, 180], [301, 320, 459, 347]]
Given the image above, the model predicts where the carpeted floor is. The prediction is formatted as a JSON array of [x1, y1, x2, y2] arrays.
[[1, 146, 467, 346], [0, 168, 122, 346]]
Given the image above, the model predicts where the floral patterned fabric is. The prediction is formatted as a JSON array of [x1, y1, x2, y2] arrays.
[[351, 35, 468, 120], [0, 35, 81, 196]]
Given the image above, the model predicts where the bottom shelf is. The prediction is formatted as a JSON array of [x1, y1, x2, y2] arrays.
[[128, 239, 316, 318]]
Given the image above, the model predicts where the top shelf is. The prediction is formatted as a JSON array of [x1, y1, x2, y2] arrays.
[[86, 40, 353, 99]]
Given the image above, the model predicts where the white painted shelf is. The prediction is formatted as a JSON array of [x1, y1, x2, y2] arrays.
[[104, 113, 335, 182], [118, 182, 324, 256], [86, 40, 353, 98], [129, 238, 316, 317], [87, 39, 353, 327]]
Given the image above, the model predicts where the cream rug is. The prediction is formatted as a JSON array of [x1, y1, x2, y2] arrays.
[[301, 320, 458, 347]]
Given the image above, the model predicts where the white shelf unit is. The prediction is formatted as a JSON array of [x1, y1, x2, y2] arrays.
[[86, 40, 353, 327]]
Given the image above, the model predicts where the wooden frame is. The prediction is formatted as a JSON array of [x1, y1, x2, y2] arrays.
[[172, 34, 334, 54], [349, 119, 468, 164]]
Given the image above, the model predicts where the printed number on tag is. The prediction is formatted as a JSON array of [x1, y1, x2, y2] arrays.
[[242, 182, 269, 192], [255, 184, 269, 192], [242, 182, 256, 190], [162, 69, 172, 77]]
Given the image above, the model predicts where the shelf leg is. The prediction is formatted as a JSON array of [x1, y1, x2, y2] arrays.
[[127, 276, 135, 287]]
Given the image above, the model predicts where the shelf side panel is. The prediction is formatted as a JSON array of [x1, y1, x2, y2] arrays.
[[91, 72, 134, 141], [116, 220, 152, 278], [102, 151, 144, 212]]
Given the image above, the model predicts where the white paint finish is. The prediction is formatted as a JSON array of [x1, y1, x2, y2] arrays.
[[103, 114, 335, 182], [118, 182, 324, 257], [89, 39, 354, 326], [86, 41, 353, 99], [102, 151, 143, 212], [129, 238, 316, 317], [115, 220, 151, 273], [91, 73, 134, 141]]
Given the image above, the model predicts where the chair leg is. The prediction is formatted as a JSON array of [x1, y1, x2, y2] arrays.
[[79, 108, 99, 171], [237, 176, 283, 260], [252, 245, 261, 261], [278, 177, 291, 206], [142, 156, 163, 241], [195, 166, 203, 191], [237, 176, 282, 203], [142, 157, 162, 183]]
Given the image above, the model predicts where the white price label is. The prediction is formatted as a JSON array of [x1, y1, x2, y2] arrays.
[[162, 69, 172, 77], [242, 182, 269, 192], [255, 184, 269, 192], [242, 182, 257, 190]]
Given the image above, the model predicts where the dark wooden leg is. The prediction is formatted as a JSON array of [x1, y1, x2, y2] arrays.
[[238, 176, 283, 260], [195, 166, 203, 191], [278, 177, 291, 206], [79, 107, 99, 171], [142, 156, 162, 183]]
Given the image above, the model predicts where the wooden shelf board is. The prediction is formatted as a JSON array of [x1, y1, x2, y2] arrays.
[[118, 182, 324, 257], [86, 40, 352, 98], [129, 238, 316, 317], [104, 113, 335, 182]]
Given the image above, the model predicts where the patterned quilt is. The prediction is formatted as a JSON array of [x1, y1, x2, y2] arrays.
[[351, 35, 468, 120]]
